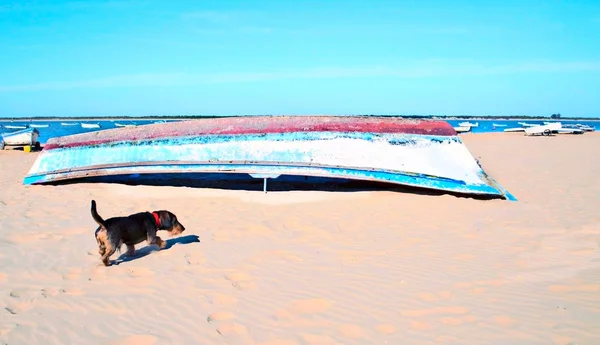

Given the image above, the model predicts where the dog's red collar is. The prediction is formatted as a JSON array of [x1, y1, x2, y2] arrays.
[[152, 212, 160, 228]]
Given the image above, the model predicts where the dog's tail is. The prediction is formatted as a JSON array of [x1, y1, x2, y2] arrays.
[[91, 200, 106, 228]]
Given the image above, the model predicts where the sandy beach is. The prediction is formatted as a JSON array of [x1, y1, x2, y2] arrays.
[[1, 132, 599, 345]]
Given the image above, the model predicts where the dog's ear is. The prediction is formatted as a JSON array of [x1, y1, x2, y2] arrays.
[[158, 211, 176, 229]]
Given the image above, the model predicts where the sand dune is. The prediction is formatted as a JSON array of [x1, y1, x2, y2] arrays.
[[1, 132, 600, 344]]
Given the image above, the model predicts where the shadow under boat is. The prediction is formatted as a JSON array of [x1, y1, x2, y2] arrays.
[[44, 172, 507, 201]]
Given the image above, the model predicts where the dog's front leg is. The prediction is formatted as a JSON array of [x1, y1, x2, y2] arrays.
[[147, 230, 166, 249]]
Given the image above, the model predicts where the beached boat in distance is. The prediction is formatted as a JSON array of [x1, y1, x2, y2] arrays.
[[524, 122, 562, 136], [453, 125, 471, 133], [23, 116, 516, 201], [525, 122, 562, 135], [1, 127, 40, 149], [566, 124, 595, 132], [556, 128, 584, 134], [458, 121, 478, 127], [61, 122, 79, 126]]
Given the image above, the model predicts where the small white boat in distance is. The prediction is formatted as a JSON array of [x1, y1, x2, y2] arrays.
[[524, 122, 561, 136], [1, 127, 40, 149], [81, 123, 101, 129], [517, 122, 538, 127], [115, 123, 137, 127], [492, 123, 507, 127], [453, 126, 471, 133], [458, 121, 478, 127], [61, 122, 79, 126], [4, 125, 27, 129], [30, 124, 49, 128]]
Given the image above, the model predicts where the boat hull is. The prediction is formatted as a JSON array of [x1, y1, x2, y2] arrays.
[[524, 122, 561, 136], [453, 125, 471, 133], [1, 127, 40, 146], [23, 116, 516, 200]]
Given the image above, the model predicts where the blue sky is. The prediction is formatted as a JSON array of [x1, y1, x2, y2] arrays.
[[1, 0, 599, 118]]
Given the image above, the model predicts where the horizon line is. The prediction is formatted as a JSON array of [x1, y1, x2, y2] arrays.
[[1, 114, 599, 121]]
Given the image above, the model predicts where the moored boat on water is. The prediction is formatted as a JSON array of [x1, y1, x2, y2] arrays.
[[518, 122, 538, 127], [458, 121, 478, 127], [23, 116, 516, 201], [81, 123, 101, 129], [4, 125, 27, 129]]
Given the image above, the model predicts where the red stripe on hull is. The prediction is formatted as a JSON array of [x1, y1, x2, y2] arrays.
[[43, 116, 457, 150]]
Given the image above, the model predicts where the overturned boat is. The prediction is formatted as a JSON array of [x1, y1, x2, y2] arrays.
[[22, 116, 516, 200]]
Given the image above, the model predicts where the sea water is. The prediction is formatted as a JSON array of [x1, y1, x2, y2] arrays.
[[0, 117, 598, 145]]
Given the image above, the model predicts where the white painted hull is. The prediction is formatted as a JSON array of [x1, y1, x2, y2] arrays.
[[81, 123, 100, 129], [518, 122, 538, 127], [524, 122, 562, 136], [567, 124, 595, 132], [1, 128, 39, 146], [556, 128, 584, 134], [453, 126, 471, 133]]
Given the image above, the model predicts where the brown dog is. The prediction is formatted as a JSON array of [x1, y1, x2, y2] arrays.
[[91, 200, 185, 266]]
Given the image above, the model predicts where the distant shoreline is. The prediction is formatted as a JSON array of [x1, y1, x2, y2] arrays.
[[1, 115, 599, 122]]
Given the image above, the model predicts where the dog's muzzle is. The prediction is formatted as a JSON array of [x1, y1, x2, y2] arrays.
[[171, 224, 185, 236]]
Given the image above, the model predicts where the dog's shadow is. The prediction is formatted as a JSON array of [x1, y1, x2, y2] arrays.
[[113, 234, 200, 265]]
